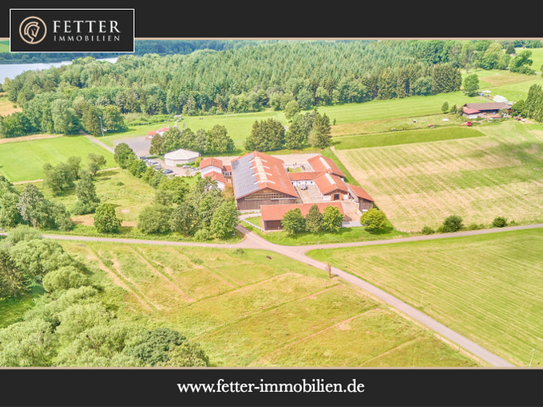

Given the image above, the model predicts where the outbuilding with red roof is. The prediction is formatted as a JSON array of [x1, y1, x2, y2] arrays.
[[307, 155, 346, 179], [347, 183, 374, 212], [260, 202, 344, 231]]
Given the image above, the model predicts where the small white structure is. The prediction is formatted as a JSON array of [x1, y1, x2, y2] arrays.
[[164, 149, 200, 166], [493, 95, 508, 103]]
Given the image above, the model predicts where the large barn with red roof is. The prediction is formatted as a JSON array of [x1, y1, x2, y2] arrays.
[[231, 151, 298, 210]]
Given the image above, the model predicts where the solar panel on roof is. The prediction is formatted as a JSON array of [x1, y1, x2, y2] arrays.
[[232, 153, 259, 198]]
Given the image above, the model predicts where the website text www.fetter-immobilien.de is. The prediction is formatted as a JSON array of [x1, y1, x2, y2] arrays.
[[177, 378, 365, 394]]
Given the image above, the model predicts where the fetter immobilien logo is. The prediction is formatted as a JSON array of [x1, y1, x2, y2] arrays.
[[10, 8, 134, 52]]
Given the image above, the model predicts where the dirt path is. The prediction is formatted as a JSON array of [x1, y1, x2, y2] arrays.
[[3, 223, 540, 366], [0, 134, 62, 144], [85, 134, 115, 154]]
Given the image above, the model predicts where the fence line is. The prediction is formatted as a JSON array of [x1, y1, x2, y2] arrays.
[[242, 218, 265, 232]]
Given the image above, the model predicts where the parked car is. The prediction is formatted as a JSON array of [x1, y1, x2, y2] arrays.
[[139, 156, 147, 160], [163, 169, 173, 174], [183, 165, 191, 168]]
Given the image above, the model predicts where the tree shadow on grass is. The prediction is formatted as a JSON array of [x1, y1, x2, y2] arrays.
[[96, 170, 119, 178]]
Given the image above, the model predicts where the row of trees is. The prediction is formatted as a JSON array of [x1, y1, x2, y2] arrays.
[[281, 205, 344, 236], [0, 226, 209, 367], [0, 94, 126, 138], [150, 124, 235, 155], [245, 109, 332, 151]]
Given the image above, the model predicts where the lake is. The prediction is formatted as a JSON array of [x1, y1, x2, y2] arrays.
[[0, 57, 118, 81]]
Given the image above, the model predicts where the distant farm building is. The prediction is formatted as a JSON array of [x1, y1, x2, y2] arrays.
[[462, 102, 511, 118], [260, 202, 344, 231], [231, 151, 298, 211], [164, 149, 200, 166]]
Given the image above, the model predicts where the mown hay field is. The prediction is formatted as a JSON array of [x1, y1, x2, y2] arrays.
[[308, 228, 543, 366], [59, 241, 480, 367], [0, 135, 116, 182], [335, 121, 543, 231], [317, 92, 480, 125]]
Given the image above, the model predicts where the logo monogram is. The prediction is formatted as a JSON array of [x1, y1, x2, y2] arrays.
[[19, 16, 47, 44]]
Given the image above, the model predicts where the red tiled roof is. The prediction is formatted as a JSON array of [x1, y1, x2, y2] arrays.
[[288, 171, 323, 181], [464, 103, 509, 111], [261, 202, 344, 222], [208, 171, 226, 184], [307, 155, 345, 178], [157, 127, 169, 132], [200, 157, 223, 170], [347, 183, 374, 202], [313, 173, 349, 195], [231, 151, 297, 198], [147, 130, 156, 136], [223, 165, 232, 172], [463, 107, 481, 114]]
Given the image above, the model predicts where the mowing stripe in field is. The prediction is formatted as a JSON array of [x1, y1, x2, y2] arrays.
[[334, 127, 485, 150]]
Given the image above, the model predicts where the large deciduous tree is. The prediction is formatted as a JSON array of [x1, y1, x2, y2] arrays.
[[281, 208, 305, 236], [210, 201, 239, 240], [463, 74, 479, 96]]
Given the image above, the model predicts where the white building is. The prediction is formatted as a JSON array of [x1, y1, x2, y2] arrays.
[[164, 149, 200, 166]]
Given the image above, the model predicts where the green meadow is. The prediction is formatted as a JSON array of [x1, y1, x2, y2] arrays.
[[0, 135, 116, 182], [307, 227, 543, 366], [333, 127, 486, 150], [55, 240, 480, 367], [99, 111, 288, 149]]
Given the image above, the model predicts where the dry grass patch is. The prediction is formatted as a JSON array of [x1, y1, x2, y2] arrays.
[[198, 285, 374, 366], [335, 122, 543, 231], [253, 308, 477, 367], [0, 99, 22, 117], [0, 134, 61, 144], [160, 273, 335, 338]]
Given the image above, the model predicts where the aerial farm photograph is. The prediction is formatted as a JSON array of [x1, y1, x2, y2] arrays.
[[0, 39, 542, 368]]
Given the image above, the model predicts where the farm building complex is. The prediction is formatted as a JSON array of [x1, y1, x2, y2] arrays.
[[212, 151, 376, 229]]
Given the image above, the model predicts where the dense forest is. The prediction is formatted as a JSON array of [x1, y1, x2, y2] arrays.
[[1, 39, 541, 139]]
